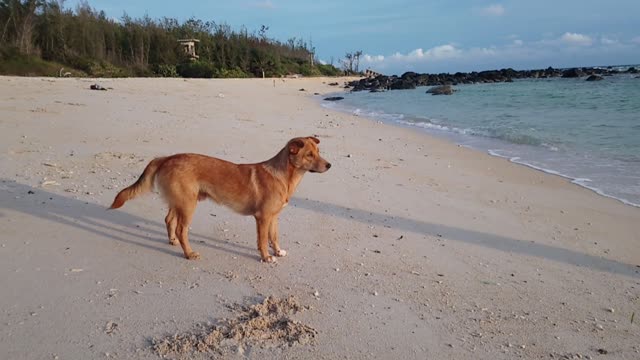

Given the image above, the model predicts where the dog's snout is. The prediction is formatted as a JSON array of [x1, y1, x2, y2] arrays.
[[326, 163, 332, 169]]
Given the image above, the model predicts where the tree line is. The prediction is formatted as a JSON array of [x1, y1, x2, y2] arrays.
[[0, 0, 343, 77]]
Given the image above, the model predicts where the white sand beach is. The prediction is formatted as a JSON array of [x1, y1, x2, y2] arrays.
[[1, 76, 639, 359]]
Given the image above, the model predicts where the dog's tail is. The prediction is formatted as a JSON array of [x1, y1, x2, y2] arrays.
[[109, 157, 168, 209]]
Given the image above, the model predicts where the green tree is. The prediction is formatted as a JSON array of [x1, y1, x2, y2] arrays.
[[0, 0, 342, 78]]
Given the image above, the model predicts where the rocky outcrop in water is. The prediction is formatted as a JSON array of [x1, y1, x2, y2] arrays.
[[346, 66, 635, 92], [562, 68, 584, 78], [586, 75, 604, 81], [426, 85, 456, 95]]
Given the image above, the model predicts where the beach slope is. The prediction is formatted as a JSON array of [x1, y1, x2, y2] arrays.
[[0, 76, 639, 359]]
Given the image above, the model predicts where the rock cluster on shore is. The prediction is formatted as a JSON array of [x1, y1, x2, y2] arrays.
[[346, 66, 638, 92]]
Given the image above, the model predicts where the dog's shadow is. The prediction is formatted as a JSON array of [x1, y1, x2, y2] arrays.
[[0, 179, 257, 260], [3, 178, 638, 279], [290, 197, 640, 279]]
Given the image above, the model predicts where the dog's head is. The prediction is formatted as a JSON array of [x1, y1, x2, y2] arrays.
[[288, 136, 331, 173]]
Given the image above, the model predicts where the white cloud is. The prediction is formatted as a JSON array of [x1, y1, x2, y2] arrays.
[[357, 33, 640, 74], [248, 0, 274, 9], [480, 4, 505, 16], [388, 44, 463, 62], [560, 32, 592, 46], [363, 54, 385, 63], [600, 37, 618, 45], [468, 47, 498, 57]]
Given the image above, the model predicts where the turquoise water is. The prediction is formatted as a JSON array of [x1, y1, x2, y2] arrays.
[[324, 74, 640, 207]]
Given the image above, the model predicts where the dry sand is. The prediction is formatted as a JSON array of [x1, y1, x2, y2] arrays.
[[0, 76, 639, 359]]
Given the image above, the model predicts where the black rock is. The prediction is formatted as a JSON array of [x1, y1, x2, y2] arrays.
[[328, 82, 340, 86], [415, 74, 430, 86], [586, 75, 604, 81], [389, 79, 416, 90], [324, 96, 344, 101], [90, 84, 107, 91], [344, 65, 626, 93], [426, 85, 456, 95], [562, 68, 584, 78], [400, 71, 418, 79]]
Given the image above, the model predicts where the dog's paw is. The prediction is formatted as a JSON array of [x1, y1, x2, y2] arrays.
[[186, 251, 201, 260], [275, 249, 288, 257], [169, 238, 179, 246], [261, 255, 277, 263]]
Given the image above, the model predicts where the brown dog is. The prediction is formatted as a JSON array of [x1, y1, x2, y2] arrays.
[[109, 136, 331, 262]]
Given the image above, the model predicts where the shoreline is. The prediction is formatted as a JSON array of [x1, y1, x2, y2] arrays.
[[1, 76, 639, 359], [319, 81, 640, 209]]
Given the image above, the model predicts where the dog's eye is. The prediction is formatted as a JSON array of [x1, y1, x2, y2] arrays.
[[307, 153, 314, 158]]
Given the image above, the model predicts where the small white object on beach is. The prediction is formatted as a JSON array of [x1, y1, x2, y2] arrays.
[[313, 290, 320, 297], [347, 154, 352, 158], [41, 180, 60, 187], [217, 93, 225, 98]]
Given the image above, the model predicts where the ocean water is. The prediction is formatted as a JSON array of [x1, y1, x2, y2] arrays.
[[323, 73, 640, 207]]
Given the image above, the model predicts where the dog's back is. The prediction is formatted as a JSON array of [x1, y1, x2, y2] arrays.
[[156, 154, 263, 215]]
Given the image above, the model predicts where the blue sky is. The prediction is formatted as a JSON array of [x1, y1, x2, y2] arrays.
[[67, 0, 640, 74]]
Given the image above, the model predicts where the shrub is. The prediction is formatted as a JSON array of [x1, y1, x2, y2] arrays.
[[176, 61, 216, 78], [66, 54, 95, 74], [152, 64, 178, 77], [214, 67, 250, 78], [0, 47, 83, 77], [317, 64, 342, 77], [129, 65, 154, 77], [299, 63, 321, 77]]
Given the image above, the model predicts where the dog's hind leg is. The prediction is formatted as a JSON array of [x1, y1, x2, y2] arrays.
[[165, 207, 179, 246], [175, 202, 200, 260], [268, 217, 287, 257]]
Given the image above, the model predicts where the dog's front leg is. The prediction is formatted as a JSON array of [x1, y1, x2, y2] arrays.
[[269, 217, 287, 257], [255, 216, 275, 262]]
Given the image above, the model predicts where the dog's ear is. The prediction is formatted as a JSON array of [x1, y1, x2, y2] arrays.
[[289, 139, 305, 154], [308, 136, 320, 144]]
